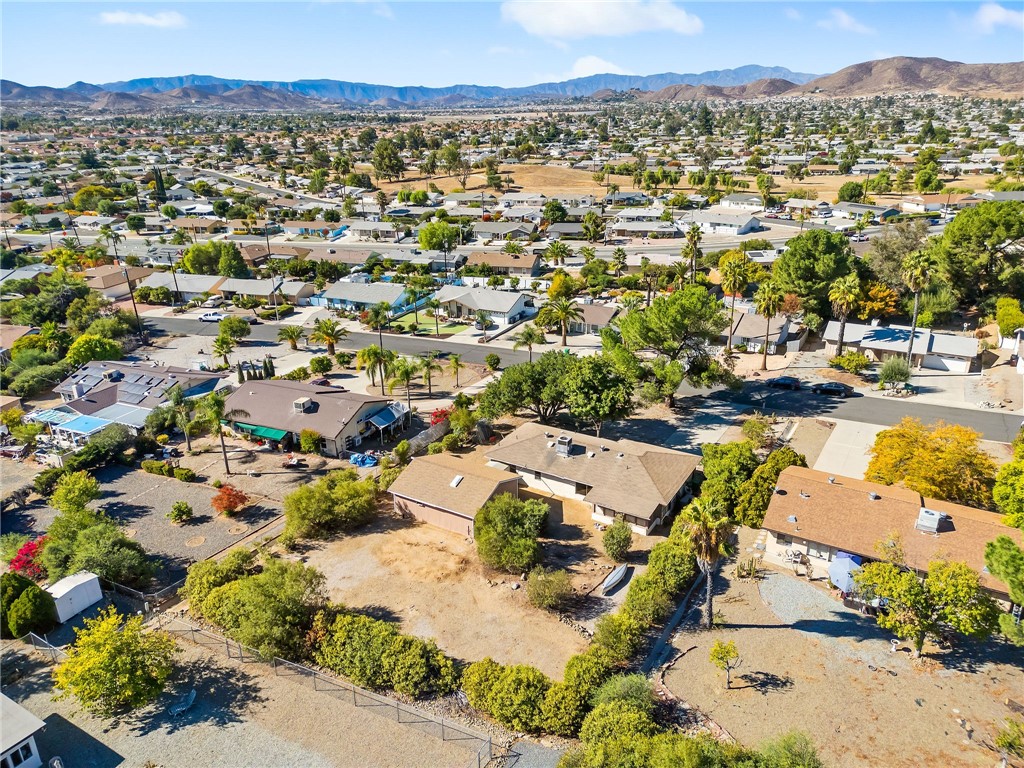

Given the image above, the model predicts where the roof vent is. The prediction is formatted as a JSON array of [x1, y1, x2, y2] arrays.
[[600, 445, 609, 452], [547, 441, 555, 448], [588, 452, 595, 458], [555, 434, 572, 457], [915, 507, 943, 533], [616, 452, 624, 459], [787, 515, 798, 523], [799, 491, 810, 499], [450, 475, 464, 488], [827, 476, 836, 484], [868, 492, 880, 501]]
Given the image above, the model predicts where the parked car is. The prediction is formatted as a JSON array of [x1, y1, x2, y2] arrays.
[[767, 376, 802, 390], [811, 382, 853, 398], [201, 296, 225, 308], [244, 316, 260, 325], [198, 312, 227, 323], [851, 233, 868, 242], [309, 378, 331, 386]]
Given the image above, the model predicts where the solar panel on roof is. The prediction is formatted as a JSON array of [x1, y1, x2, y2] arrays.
[[124, 373, 143, 383], [119, 392, 146, 404], [81, 375, 102, 387]]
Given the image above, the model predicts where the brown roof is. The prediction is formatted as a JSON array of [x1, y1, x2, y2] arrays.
[[578, 303, 618, 326], [0, 324, 36, 350], [485, 422, 699, 521], [464, 251, 540, 269], [224, 380, 387, 440], [239, 244, 312, 263], [388, 453, 519, 518], [303, 248, 374, 265], [762, 466, 1022, 596], [730, 307, 787, 341], [84, 264, 153, 289]]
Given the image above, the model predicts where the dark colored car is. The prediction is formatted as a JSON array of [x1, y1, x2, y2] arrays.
[[767, 376, 802, 390], [309, 378, 331, 386], [811, 382, 854, 398], [244, 316, 261, 325]]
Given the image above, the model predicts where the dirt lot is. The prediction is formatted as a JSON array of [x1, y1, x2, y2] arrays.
[[664, 539, 1023, 768]]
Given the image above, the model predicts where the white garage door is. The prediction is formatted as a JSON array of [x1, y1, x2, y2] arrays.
[[922, 354, 969, 373]]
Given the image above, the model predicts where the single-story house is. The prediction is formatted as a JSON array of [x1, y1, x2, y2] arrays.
[[724, 305, 792, 353], [472, 222, 536, 241], [500, 206, 543, 223], [499, 192, 547, 207], [281, 220, 343, 237], [73, 215, 121, 231], [613, 206, 665, 222], [463, 251, 541, 277], [239, 244, 311, 267], [138, 272, 224, 302], [680, 207, 759, 236], [348, 221, 398, 242], [215, 277, 284, 301], [84, 264, 153, 300], [900, 194, 970, 214], [317, 281, 406, 313], [604, 191, 650, 206], [0, 324, 38, 363], [761, 466, 1023, 601], [175, 217, 226, 236], [228, 219, 277, 235], [546, 222, 586, 240], [223, 380, 406, 455], [0, 264, 56, 291], [607, 221, 679, 239], [831, 202, 900, 221], [782, 199, 832, 217], [719, 193, 764, 211], [568, 302, 619, 335], [389, 452, 521, 537], [822, 322, 978, 372], [280, 281, 317, 306], [1, 694, 45, 768], [486, 423, 699, 535], [444, 192, 497, 207], [432, 285, 530, 326]]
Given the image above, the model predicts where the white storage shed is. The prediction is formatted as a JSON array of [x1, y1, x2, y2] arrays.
[[45, 571, 103, 623]]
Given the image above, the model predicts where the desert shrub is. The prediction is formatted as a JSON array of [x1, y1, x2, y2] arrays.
[[282, 366, 310, 381], [167, 501, 193, 524], [646, 539, 696, 594], [542, 683, 588, 736], [392, 440, 411, 465], [589, 674, 655, 714], [592, 613, 646, 664], [440, 432, 461, 452], [282, 469, 377, 539], [484, 353, 501, 371], [488, 665, 551, 732], [758, 731, 826, 768], [141, 459, 168, 475], [879, 355, 911, 385], [526, 566, 573, 610], [376, 466, 403, 491], [741, 412, 775, 449], [426, 442, 444, 455], [6, 584, 57, 638], [621, 575, 673, 625], [829, 350, 871, 374], [475, 493, 548, 572], [181, 549, 256, 615], [462, 657, 505, 712], [299, 429, 322, 454], [579, 701, 659, 746], [173, 467, 197, 483], [564, 647, 614, 696], [212, 485, 249, 516], [602, 519, 632, 562]]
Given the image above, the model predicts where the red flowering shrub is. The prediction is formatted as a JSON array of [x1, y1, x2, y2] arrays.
[[10, 537, 47, 580], [430, 407, 453, 426]]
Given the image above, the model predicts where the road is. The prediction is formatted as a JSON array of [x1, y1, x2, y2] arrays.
[[146, 316, 1021, 442]]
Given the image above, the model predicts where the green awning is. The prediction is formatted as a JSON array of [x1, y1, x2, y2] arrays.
[[235, 423, 289, 441]]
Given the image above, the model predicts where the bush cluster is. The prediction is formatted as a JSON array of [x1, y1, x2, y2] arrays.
[[1, 572, 57, 638], [829, 350, 872, 374], [282, 469, 377, 540], [474, 494, 548, 572]]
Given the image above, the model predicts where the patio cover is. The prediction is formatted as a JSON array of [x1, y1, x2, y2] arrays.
[[28, 408, 76, 426], [235, 422, 288, 441], [58, 414, 111, 435], [91, 403, 151, 428], [369, 403, 407, 429], [828, 557, 862, 594]]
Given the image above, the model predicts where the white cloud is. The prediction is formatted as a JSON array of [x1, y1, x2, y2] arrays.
[[98, 10, 187, 29], [784, 7, 801, 21], [567, 55, 634, 78], [501, 0, 702, 40], [973, 2, 1024, 32], [817, 8, 875, 35]]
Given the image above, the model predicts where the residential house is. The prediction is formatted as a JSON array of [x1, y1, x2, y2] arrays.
[[388, 452, 520, 536], [347, 221, 398, 242], [499, 192, 547, 208], [822, 321, 978, 372], [603, 191, 650, 206], [472, 221, 536, 241], [0, 324, 37, 364], [84, 264, 153, 300], [463, 251, 541, 277], [444, 192, 497, 207], [281, 220, 345, 237], [239, 244, 312, 268], [317, 281, 406, 313], [73, 215, 121, 231], [432, 285, 531, 326], [761, 466, 1022, 601], [175, 217, 226, 236], [900, 194, 972, 213], [0, 264, 56, 291], [680, 207, 759, 236], [546, 222, 586, 240], [227, 219, 277, 236], [723, 304, 793, 354], [486, 423, 699, 535], [215, 277, 283, 302], [568, 302, 618, 335], [1, 694, 45, 768], [223, 380, 407, 455], [719, 193, 764, 211], [831, 202, 900, 221], [607, 220, 679, 239], [138, 272, 224, 302], [782, 199, 832, 217], [280, 281, 317, 306]]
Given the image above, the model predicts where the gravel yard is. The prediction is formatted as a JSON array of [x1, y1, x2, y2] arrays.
[[663, 550, 1023, 768], [3, 642, 474, 768]]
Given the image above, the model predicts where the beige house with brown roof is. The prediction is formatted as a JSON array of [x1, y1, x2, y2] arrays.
[[486, 423, 699, 535], [84, 264, 153, 299], [761, 466, 1022, 600], [463, 251, 541, 277], [388, 453, 520, 537]]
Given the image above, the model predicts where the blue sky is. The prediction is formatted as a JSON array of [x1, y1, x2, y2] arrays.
[[3, 1, 1023, 88]]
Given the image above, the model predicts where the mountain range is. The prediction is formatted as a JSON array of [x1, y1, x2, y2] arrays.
[[2, 58, 1021, 111]]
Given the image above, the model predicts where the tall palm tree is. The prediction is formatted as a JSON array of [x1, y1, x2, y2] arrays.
[[578, 246, 596, 264], [473, 310, 492, 330], [212, 334, 234, 367], [277, 325, 305, 351], [677, 497, 734, 630], [424, 298, 442, 337], [828, 272, 862, 356], [97, 224, 123, 262], [366, 302, 392, 348], [502, 240, 525, 255], [197, 392, 249, 476], [38, 321, 70, 354], [420, 352, 442, 396], [512, 323, 546, 362], [901, 250, 938, 364], [538, 298, 583, 346], [387, 357, 419, 411], [753, 279, 785, 372], [544, 240, 572, 266], [684, 224, 702, 284], [356, 344, 393, 395], [620, 293, 644, 314], [719, 252, 753, 352], [166, 384, 197, 452], [309, 318, 348, 356], [402, 284, 422, 325], [611, 247, 628, 278], [447, 353, 465, 388]]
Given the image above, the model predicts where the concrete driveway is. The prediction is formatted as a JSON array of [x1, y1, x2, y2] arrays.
[[811, 419, 886, 479]]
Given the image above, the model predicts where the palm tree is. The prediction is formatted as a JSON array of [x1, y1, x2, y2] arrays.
[[197, 391, 249, 476], [538, 298, 583, 346], [901, 250, 938, 364], [502, 240, 525, 255], [620, 293, 644, 314], [611, 247, 628, 277], [277, 325, 305, 351], [512, 323, 546, 362], [828, 272, 862, 356], [684, 224, 702, 284], [420, 352, 442, 396], [473, 310, 492, 331], [753, 279, 785, 371], [309, 318, 348, 356], [447, 353, 465, 388], [366, 302, 392, 348], [578, 246, 596, 264], [544, 240, 571, 266], [356, 344, 393, 395], [212, 334, 234, 367], [402, 284, 422, 325], [677, 497, 734, 630], [97, 224, 123, 262], [424, 298, 442, 337], [166, 384, 197, 452], [387, 357, 419, 411], [719, 253, 753, 352], [39, 321, 70, 354]]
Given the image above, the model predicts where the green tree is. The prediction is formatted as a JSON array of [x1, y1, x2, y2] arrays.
[[719, 250, 756, 351], [828, 272, 861, 356], [309, 355, 333, 375], [772, 230, 856, 331], [733, 447, 808, 528], [564, 355, 633, 437], [753, 278, 785, 371], [700, 441, 759, 517], [282, 469, 377, 539], [512, 323, 546, 362], [709, 640, 741, 688], [53, 607, 178, 716], [901, 249, 939, 363], [984, 536, 1024, 646], [219, 315, 252, 343], [474, 493, 548, 572], [938, 202, 1024, 303], [371, 138, 406, 181], [309, 318, 348, 357], [277, 325, 305, 350], [418, 221, 459, 268], [602, 519, 633, 562], [865, 220, 930, 290], [489, 665, 552, 732], [420, 351, 442, 396], [182, 240, 241, 276], [675, 497, 734, 629], [477, 351, 576, 423], [66, 522, 154, 586], [854, 559, 1000, 657], [217, 246, 250, 278], [836, 181, 865, 203], [65, 334, 122, 368], [50, 470, 101, 514]]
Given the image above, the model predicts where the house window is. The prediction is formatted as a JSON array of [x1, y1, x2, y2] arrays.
[[574, 482, 591, 495], [776, 534, 792, 547], [9, 743, 33, 768], [533, 470, 542, 480], [807, 541, 831, 560]]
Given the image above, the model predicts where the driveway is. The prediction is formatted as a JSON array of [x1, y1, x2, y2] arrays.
[[811, 419, 886, 480]]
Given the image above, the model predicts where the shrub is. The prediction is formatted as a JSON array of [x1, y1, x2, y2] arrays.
[[430, 407, 453, 426], [180, 549, 256, 616], [282, 469, 377, 539], [2, 572, 38, 637], [646, 540, 696, 594], [258, 304, 294, 320], [34, 467, 68, 497], [426, 442, 444, 455], [879, 355, 911, 385], [50, 470, 101, 515], [63, 523, 154, 587], [167, 501, 194, 524], [829, 350, 871, 374], [440, 432, 461, 452], [602, 520, 632, 562], [299, 429, 323, 454], [173, 467, 197, 483], [212, 485, 249, 516], [592, 613, 646, 664], [462, 657, 505, 711], [622, 575, 673, 625], [10, 537, 47, 580], [376, 466, 403, 491], [309, 356, 333, 375], [489, 665, 551, 732], [212, 479, 223, 488], [542, 683, 588, 736], [589, 674, 655, 714], [475, 493, 548, 572], [6, 584, 57, 637], [579, 701, 659, 746], [564, 648, 614, 697], [526, 566, 573, 610], [741, 412, 775, 449], [733, 447, 808, 528], [141, 459, 168, 475], [996, 297, 1024, 339], [485, 353, 501, 371], [282, 366, 310, 381], [392, 440, 411, 465], [156, 434, 170, 446], [0, 533, 30, 566]]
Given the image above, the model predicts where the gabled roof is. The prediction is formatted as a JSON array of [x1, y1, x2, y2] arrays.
[[433, 285, 524, 314], [464, 251, 540, 269], [388, 453, 519, 519], [56, 361, 226, 408], [321, 281, 406, 306]]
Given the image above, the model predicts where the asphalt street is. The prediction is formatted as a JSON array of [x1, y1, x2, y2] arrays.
[[146, 315, 1021, 443]]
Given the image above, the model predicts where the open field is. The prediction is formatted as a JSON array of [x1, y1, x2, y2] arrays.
[[663, 534, 1023, 768]]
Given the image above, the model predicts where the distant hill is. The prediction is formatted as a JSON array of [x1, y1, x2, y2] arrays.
[[1, 80, 90, 104], [796, 57, 1024, 98]]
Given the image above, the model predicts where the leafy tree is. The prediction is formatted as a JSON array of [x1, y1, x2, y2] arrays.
[[602, 519, 633, 562], [734, 447, 808, 527], [879, 356, 912, 386], [836, 181, 865, 203], [858, 281, 900, 320], [675, 497, 734, 629], [938, 202, 1024, 303], [66, 334, 122, 367], [865, 220, 930, 291], [50, 470, 101, 514], [182, 240, 243, 276], [542, 199, 568, 224], [772, 230, 856, 331], [709, 640, 741, 688], [1, 574, 56, 638], [309, 355, 333, 375], [212, 484, 249, 515], [53, 607, 178, 716], [700, 441, 759, 517], [995, 297, 1024, 339], [984, 536, 1024, 646], [282, 469, 377, 539], [564, 355, 633, 437], [218, 316, 251, 342], [418, 221, 459, 264], [66, 522, 154, 586], [854, 559, 999, 657], [866, 418, 996, 508], [526, 566, 573, 610], [478, 351, 576, 423], [371, 138, 405, 181], [474, 493, 548, 572]]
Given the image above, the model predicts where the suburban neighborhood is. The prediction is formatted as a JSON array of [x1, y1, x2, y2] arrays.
[[1, 6, 1023, 767]]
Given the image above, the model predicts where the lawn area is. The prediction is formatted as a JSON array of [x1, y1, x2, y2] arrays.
[[387, 314, 469, 337]]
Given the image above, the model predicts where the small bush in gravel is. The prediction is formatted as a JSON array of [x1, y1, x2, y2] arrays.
[[167, 501, 194, 524], [212, 479, 223, 488], [462, 657, 504, 711], [173, 467, 197, 483], [6, 583, 57, 638], [212, 485, 249, 516], [526, 566, 573, 610], [602, 519, 632, 562]]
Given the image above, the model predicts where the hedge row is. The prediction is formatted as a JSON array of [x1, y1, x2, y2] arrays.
[[141, 460, 197, 482]]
